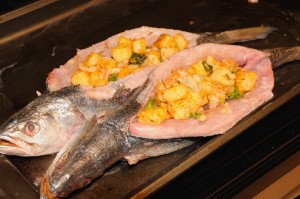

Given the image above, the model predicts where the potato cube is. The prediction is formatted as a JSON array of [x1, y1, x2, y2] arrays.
[[160, 47, 178, 61], [145, 50, 161, 65], [190, 61, 211, 76], [236, 70, 258, 92], [138, 106, 170, 124], [89, 71, 108, 86], [174, 34, 189, 50], [118, 67, 130, 78], [168, 99, 191, 120], [99, 57, 117, 69], [118, 36, 132, 47], [84, 53, 102, 67], [132, 38, 147, 54], [185, 92, 203, 113], [210, 68, 236, 86], [154, 34, 176, 48], [112, 45, 133, 62], [162, 84, 188, 102], [71, 71, 91, 86], [220, 59, 239, 73]]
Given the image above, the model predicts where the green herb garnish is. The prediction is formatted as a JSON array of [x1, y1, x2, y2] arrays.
[[202, 61, 213, 74], [146, 98, 157, 109], [190, 112, 202, 119], [129, 53, 147, 65], [226, 85, 244, 100], [108, 74, 118, 82]]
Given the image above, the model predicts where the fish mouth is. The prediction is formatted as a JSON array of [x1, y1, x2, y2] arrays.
[[0, 135, 34, 156], [40, 174, 59, 199]]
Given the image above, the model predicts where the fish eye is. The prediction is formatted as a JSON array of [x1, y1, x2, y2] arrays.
[[24, 122, 40, 136]]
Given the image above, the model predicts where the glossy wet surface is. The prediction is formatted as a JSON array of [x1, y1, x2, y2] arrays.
[[0, 0, 299, 198]]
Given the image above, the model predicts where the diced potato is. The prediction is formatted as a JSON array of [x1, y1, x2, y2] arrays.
[[168, 99, 191, 120], [132, 38, 147, 54], [236, 70, 258, 92], [220, 59, 239, 73], [138, 106, 170, 124], [112, 45, 133, 62], [185, 92, 203, 113], [162, 84, 189, 102], [210, 68, 236, 86], [174, 34, 189, 50], [84, 53, 102, 67], [206, 56, 220, 69], [145, 50, 161, 65], [154, 34, 176, 48], [89, 71, 108, 86], [99, 57, 117, 69], [118, 67, 130, 78], [118, 36, 132, 47], [71, 71, 91, 86], [160, 47, 178, 61], [190, 61, 211, 76], [79, 64, 98, 72]]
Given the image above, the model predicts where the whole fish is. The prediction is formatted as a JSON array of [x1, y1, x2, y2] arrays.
[[0, 85, 139, 156], [0, 26, 274, 156], [40, 44, 300, 198], [40, 79, 195, 198]]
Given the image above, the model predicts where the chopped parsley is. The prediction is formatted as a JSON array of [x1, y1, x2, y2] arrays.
[[146, 98, 157, 109], [226, 85, 244, 100], [190, 112, 202, 119], [202, 61, 213, 74], [129, 53, 147, 65], [108, 74, 118, 82]]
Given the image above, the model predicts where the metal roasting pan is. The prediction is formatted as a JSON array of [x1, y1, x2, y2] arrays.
[[0, 0, 299, 198]]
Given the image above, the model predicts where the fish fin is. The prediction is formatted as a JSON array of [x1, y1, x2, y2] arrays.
[[197, 26, 276, 44]]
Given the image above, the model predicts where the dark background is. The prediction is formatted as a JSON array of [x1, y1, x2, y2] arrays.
[[0, 0, 299, 198]]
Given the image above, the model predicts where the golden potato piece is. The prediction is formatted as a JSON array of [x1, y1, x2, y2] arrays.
[[145, 50, 161, 65], [174, 34, 189, 50], [118, 36, 132, 47], [236, 70, 258, 92], [168, 99, 191, 120], [84, 53, 102, 67], [99, 57, 117, 69], [89, 71, 108, 86], [154, 34, 176, 48], [71, 71, 91, 86], [160, 47, 178, 61], [190, 60, 212, 76], [118, 67, 130, 78], [112, 45, 133, 62], [138, 106, 170, 124], [210, 68, 236, 86], [163, 84, 189, 102], [132, 38, 147, 54]]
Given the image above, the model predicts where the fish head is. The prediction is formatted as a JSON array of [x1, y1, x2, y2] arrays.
[[0, 111, 65, 156], [40, 117, 123, 198], [0, 94, 87, 156]]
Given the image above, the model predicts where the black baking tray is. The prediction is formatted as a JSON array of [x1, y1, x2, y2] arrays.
[[0, 0, 299, 198]]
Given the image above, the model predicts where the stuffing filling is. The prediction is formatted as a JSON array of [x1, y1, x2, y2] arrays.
[[71, 34, 189, 87], [138, 56, 258, 124]]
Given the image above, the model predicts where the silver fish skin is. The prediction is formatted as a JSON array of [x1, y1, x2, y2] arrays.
[[0, 26, 275, 157], [0, 85, 137, 156], [263, 46, 300, 69], [40, 80, 195, 198]]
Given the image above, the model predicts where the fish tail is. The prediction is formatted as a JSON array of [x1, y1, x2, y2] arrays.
[[263, 46, 300, 69], [197, 26, 276, 44]]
